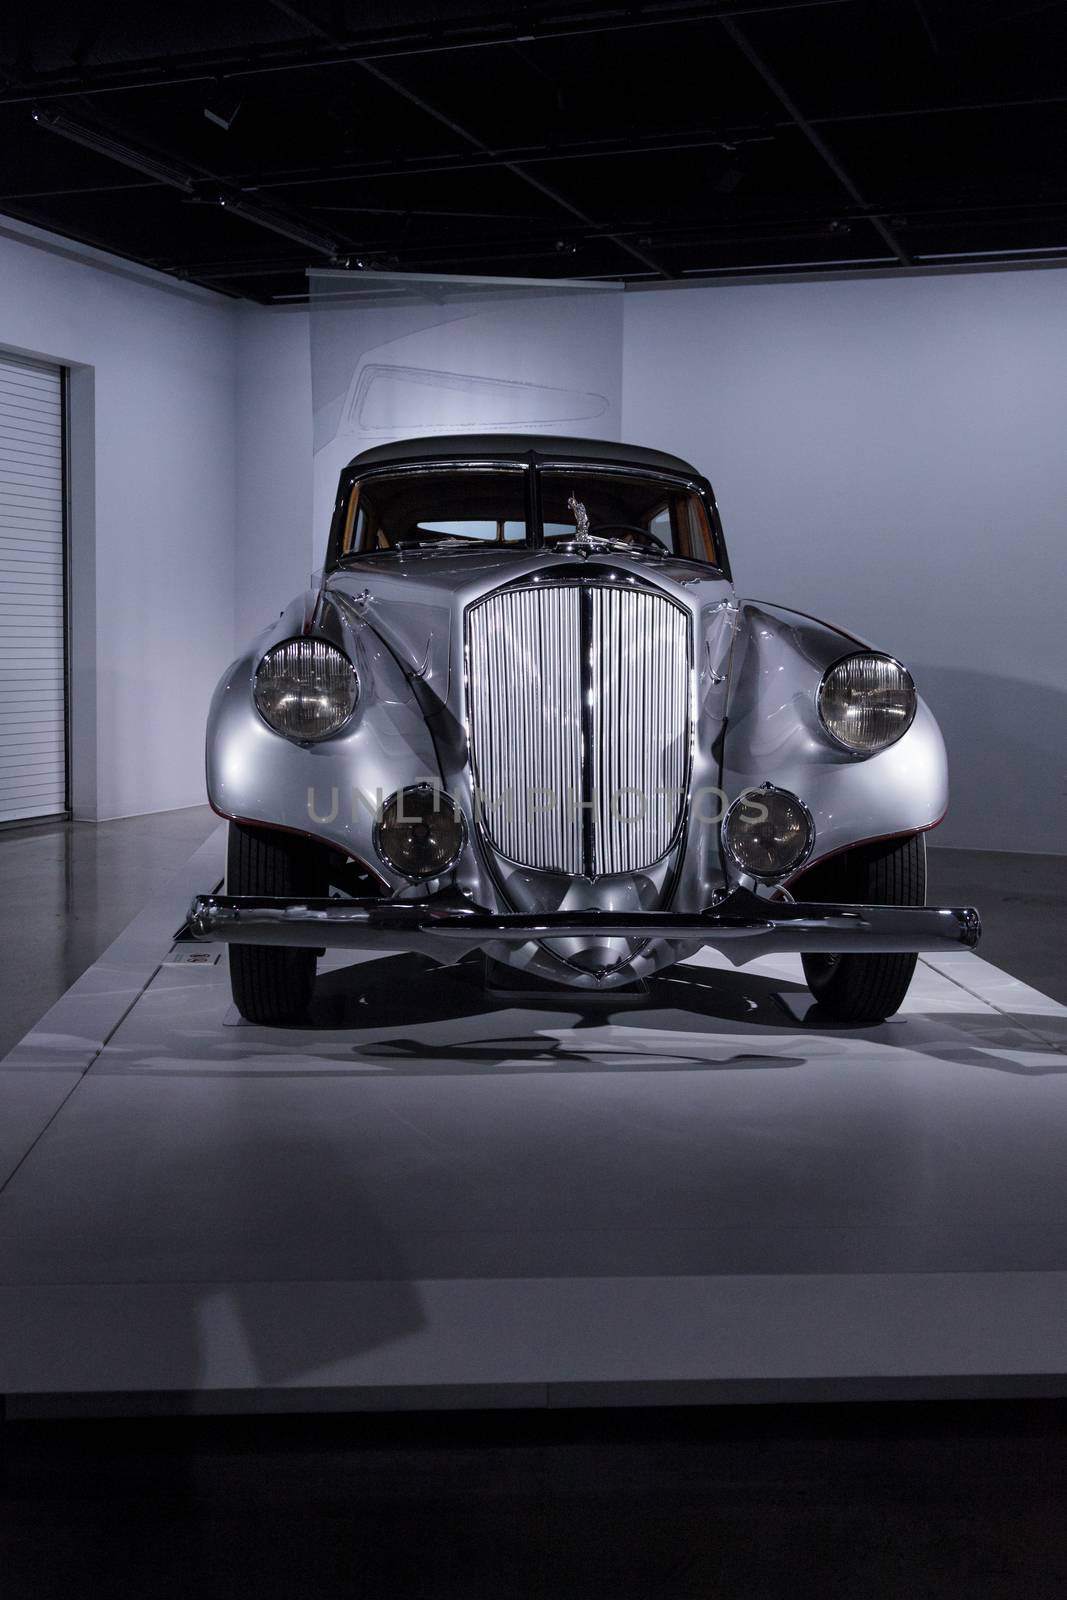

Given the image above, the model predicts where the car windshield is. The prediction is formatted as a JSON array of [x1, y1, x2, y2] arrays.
[[337, 464, 718, 563], [538, 468, 714, 559], [341, 468, 528, 554]]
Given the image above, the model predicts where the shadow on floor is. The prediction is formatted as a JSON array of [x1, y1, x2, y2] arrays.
[[309, 951, 809, 1029], [80, 944, 1067, 1082]]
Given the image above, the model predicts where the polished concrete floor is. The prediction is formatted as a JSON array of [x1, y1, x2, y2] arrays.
[[0, 806, 218, 1061], [0, 811, 1064, 1063], [931, 846, 1067, 1009], [3, 817, 1065, 1579], [2, 824, 1066, 1409]]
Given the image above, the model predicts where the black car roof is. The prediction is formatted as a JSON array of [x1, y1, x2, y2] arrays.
[[345, 433, 703, 479]]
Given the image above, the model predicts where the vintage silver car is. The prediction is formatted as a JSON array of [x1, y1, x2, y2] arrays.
[[190, 434, 979, 1025]]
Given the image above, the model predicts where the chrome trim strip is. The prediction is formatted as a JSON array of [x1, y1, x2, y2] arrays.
[[348, 459, 531, 478], [578, 584, 597, 874], [538, 461, 700, 489]]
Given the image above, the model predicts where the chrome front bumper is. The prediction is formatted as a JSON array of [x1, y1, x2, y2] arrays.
[[188, 889, 980, 967]]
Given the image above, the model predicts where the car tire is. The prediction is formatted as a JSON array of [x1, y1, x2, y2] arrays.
[[227, 822, 328, 1026], [798, 834, 927, 1025]]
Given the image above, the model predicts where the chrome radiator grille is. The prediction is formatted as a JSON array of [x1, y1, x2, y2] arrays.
[[465, 582, 691, 876], [466, 586, 584, 874], [588, 585, 691, 875]]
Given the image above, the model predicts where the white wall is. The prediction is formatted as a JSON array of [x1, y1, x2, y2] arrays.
[[0, 219, 238, 819], [307, 273, 624, 549], [623, 269, 1067, 853], [235, 306, 314, 644], [2, 215, 1063, 850]]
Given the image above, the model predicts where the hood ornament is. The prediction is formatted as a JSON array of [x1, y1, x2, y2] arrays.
[[567, 493, 591, 550]]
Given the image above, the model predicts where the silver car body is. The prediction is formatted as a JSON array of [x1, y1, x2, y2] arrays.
[[194, 435, 974, 987]]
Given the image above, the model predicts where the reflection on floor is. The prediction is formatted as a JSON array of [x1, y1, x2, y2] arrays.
[[930, 845, 1067, 1007], [0, 805, 217, 1060], [1, 827, 1067, 1413]]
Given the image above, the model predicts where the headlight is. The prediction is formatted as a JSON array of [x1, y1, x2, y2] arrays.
[[817, 653, 916, 754], [375, 786, 465, 879], [254, 639, 358, 742], [722, 786, 813, 880]]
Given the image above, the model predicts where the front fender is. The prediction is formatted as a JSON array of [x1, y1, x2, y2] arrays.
[[205, 594, 441, 883], [721, 601, 948, 878]]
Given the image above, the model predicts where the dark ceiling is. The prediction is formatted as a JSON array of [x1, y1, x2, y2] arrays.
[[1, 0, 1065, 302]]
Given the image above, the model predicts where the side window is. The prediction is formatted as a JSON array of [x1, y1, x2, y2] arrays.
[[342, 483, 364, 554], [344, 490, 385, 552], [648, 505, 673, 549], [682, 494, 717, 564]]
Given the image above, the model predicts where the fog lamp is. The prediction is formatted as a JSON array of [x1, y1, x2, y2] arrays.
[[723, 786, 813, 880], [375, 786, 465, 879]]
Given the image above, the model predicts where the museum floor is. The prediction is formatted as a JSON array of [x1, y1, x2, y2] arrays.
[[2, 809, 1067, 1413], [3, 809, 1067, 1592]]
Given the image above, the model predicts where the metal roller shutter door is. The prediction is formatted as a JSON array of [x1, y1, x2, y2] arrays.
[[0, 354, 67, 822]]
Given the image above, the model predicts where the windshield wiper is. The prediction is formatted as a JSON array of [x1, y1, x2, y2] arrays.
[[553, 533, 669, 558], [337, 541, 525, 560], [585, 535, 641, 553], [394, 537, 508, 552]]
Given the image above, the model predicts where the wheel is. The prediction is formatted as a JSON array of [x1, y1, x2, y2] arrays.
[[226, 822, 329, 1025], [797, 834, 926, 1025]]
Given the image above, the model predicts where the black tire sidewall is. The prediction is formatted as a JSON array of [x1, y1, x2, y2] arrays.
[[226, 822, 327, 1025], [798, 834, 927, 1024]]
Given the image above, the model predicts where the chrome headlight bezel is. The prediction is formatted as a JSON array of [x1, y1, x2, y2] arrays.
[[721, 784, 815, 882], [816, 652, 917, 756], [253, 637, 359, 743]]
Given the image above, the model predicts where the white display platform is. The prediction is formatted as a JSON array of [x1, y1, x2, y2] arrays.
[[2, 828, 1067, 1417]]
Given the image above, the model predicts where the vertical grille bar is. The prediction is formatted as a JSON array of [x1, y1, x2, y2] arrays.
[[466, 583, 690, 875]]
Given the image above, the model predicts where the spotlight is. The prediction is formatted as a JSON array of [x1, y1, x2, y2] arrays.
[[204, 89, 242, 131]]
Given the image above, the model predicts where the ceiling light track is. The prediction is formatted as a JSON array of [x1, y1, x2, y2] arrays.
[[29, 107, 196, 193], [3, 1, 853, 106], [718, 15, 913, 267], [210, 194, 338, 256], [30, 107, 343, 260]]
